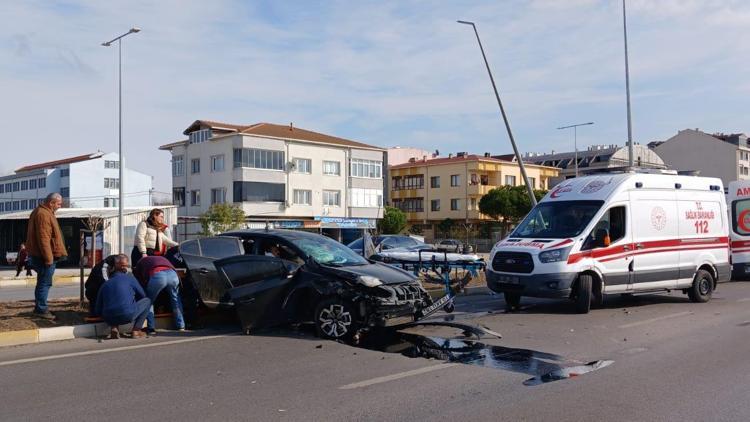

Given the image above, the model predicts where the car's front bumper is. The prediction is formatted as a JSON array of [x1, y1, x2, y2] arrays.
[[485, 269, 578, 299]]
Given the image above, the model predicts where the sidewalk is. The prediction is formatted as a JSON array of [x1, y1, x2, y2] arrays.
[[0, 268, 88, 288]]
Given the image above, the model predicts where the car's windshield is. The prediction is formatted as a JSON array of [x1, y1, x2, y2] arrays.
[[511, 200, 604, 239], [298, 236, 369, 266]]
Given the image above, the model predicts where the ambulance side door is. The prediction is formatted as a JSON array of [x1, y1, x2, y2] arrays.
[[582, 203, 632, 292], [629, 190, 680, 289]]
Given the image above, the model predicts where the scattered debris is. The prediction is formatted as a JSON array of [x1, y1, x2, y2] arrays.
[[524, 360, 614, 386], [315, 344, 322, 349]]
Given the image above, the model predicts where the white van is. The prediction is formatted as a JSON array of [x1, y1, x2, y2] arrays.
[[486, 172, 730, 313], [727, 180, 750, 278]]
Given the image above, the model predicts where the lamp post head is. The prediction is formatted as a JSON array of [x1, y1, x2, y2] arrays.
[[101, 42, 111, 47], [130, 27, 141, 33], [457, 20, 475, 26]]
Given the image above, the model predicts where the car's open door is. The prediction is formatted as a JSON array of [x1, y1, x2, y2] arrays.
[[180, 236, 243, 308], [214, 255, 295, 331]]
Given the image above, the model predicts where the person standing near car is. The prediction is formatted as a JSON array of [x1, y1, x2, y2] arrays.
[[131, 208, 178, 266], [133, 255, 185, 332], [26, 193, 67, 320]]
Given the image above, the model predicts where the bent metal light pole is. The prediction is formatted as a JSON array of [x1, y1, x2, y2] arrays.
[[457, 20, 536, 206], [102, 27, 140, 254], [557, 122, 594, 177]]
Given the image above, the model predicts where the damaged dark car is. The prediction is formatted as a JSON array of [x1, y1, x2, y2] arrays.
[[179, 230, 435, 340]]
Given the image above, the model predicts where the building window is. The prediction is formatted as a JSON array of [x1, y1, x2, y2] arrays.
[[191, 158, 200, 174], [105, 160, 120, 169], [211, 188, 227, 205], [393, 175, 424, 190], [38, 198, 44, 206], [430, 176, 440, 188], [527, 177, 536, 188], [5, 201, 11, 211], [470, 198, 477, 210], [293, 158, 312, 174], [60, 187, 69, 198], [293, 189, 312, 205], [188, 128, 212, 144], [190, 190, 201, 206], [350, 158, 382, 179], [38, 178, 46, 188], [451, 198, 460, 210], [394, 197, 423, 213], [173, 187, 185, 206], [233, 148, 285, 170], [480, 175, 489, 185], [211, 155, 225, 172], [431, 199, 440, 211], [12, 182, 19, 192], [0, 203, 3, 212], [13, 201, 20, 211], [0, 184, 4, 194], [29, 179, 36, 189], [103, 198, 119, 207], [20, 180, 28, 190], [59, 168, 69, 178], [104, 178, 120, 189], [233, 182, 285, 203], [323, 161, 340, 176], [19, 200, 27, 210], [172, 155, 184, 177], [450, 175, 460, 187], [323, 190, 341, 206], [505, 175, 516, 186], [349, 188, 383, 207]]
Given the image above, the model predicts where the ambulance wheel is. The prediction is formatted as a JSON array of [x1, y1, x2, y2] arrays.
[[574, 274, 592, 314], [688, 270, 714, 303], [503, 292, 521, 311]]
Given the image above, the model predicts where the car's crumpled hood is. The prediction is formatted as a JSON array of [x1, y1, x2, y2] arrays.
[[322, 262, 416, 285]]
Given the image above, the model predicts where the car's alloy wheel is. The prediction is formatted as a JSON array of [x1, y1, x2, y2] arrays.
[[315, 299, 358, 340]]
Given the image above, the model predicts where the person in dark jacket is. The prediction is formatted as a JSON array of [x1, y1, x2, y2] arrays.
[[15, 243, 33, 277], [84, 254, 120, 314], [94, 255, 151, 339], [134, 255, 185, 331]]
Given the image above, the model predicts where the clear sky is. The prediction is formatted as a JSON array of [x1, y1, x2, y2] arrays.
[[1, 0, 748, 193]]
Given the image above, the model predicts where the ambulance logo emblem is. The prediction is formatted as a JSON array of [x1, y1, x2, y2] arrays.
[[581, 179, 611, 194], [651, 207, 667, 231]]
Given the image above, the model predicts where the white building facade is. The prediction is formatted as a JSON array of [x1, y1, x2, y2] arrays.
[[161, 121, 387, 242], [0, 152, 153, 214], [650, 129, 750, 188]]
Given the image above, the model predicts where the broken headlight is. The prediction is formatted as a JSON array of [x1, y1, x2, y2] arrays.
[[357, 275, 383, 287]]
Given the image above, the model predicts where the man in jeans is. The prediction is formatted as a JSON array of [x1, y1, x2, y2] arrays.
[[26, 193, 67, 319], [95, 255, 151, 339], [133, 255, 185, 332]]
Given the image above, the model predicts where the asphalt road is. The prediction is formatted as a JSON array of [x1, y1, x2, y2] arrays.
[[0, 285, 81, 302], [1, 283, 750, 421]]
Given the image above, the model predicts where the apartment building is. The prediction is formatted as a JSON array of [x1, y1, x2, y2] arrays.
[[0, 152, 153, 214], [496, 143, 666, 185], [160, 120, 386, 242], [388, 152, 558, 235], [649, 129, 750, 188]]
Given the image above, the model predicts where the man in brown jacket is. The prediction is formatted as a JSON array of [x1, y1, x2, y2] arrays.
[[26, 193, 67, 319]]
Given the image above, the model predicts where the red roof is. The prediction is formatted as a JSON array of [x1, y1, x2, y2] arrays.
[[16, 152, 104, 173], [389, 154, 512, 170]]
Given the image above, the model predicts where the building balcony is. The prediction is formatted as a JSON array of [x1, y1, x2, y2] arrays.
[[467, 184, 497, 196]]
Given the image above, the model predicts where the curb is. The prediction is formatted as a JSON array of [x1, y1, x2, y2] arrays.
[[0, 316, 177, 348]]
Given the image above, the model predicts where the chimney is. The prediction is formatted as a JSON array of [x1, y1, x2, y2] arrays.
[[448, 153, 453, 158], [484, 152, 490, 157], [422, 155, 427, 162], [408, 157, 416, 163], [289, 122, 294, 131]]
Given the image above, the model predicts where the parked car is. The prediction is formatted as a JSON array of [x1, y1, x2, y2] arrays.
[[347, 235, 432, 255], [179, 230, 435, 340], [435, 239, 462, 253]]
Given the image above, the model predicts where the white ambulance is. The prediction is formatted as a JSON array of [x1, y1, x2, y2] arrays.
[[727, 180, 750, 278], [486, 171, 731, 313]]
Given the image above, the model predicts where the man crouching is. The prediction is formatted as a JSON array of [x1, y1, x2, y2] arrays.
[[94, 254, 151, 339]]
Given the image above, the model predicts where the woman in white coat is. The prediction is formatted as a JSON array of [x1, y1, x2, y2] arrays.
[[131, 208, 178, 266]]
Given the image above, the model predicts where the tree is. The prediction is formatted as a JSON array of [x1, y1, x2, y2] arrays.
[[437, 218, 455, 238], [199, 204, 246, 236], [378, 206, 407, 234], [479, 186, 547, 234]]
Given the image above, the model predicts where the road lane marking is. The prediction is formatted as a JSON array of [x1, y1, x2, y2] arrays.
[[737, 298, 750, 303], [618, 311, 693, 329], [339, 363, 459, 390], [0, 334, 235, 367]]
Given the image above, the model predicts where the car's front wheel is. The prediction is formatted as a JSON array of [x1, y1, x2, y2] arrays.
[[314, 298, 360, 340]]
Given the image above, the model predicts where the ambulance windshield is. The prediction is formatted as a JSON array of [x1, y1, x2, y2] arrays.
[[511, 200, 604, 239]]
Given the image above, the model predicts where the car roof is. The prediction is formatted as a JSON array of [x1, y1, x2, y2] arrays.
[[221, 229, 327, 242]]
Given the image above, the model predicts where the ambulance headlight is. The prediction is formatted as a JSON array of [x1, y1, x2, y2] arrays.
[[538, 246, 573, 263]]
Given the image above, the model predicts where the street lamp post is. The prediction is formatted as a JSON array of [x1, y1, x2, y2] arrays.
[[622, 0, 634, 168], [102, 27, 140, 254], [557, 122, 594, 178], [457, 20, 537, 206]]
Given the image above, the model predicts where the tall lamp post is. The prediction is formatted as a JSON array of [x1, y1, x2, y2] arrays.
[[622, 0, 634, 167], [102, 27, 140, 254], [557, 122, 594, 177], [457, 20, 537, 206]]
